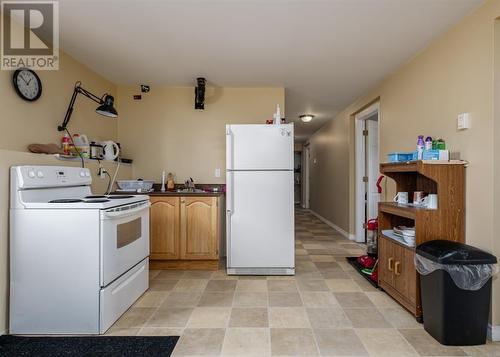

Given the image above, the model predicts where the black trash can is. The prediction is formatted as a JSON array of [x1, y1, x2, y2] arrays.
[[415, 240, 497, 346]]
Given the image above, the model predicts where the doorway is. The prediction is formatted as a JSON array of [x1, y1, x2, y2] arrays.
[[302, 144, 310, 209], [355, 102, 380, 243]]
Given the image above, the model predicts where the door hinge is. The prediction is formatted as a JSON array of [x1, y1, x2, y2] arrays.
[[362, 176, 368, 183], [363, 130, 368, 136]]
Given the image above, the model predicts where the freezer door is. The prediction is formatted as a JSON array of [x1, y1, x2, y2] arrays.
[[227, 170, 294, 268], [226, 124, 294, 170]]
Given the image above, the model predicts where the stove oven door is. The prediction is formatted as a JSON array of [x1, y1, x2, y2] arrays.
[[100, 200, 150, 286]]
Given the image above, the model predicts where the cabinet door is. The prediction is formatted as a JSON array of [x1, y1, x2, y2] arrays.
[[180, 197, 219, 260], [150, 196, 180, 260], [392, 244, 417, 305], [378, 236, 395, 288]]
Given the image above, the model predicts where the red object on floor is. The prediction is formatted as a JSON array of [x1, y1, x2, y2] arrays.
[[357, 255, 376, 269], [370, 269, 378, 282]]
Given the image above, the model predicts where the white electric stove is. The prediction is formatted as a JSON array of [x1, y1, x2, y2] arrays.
[[10, 165, 150, 334]]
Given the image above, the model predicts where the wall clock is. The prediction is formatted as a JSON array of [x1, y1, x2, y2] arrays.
[[12, 68, 42, 101]]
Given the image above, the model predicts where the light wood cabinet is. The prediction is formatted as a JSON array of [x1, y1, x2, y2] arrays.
[[150, 196, 180, 260], [149, 195, 222, 270], [180, 197, 219, 260]]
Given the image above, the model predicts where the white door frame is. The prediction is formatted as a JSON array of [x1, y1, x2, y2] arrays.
[[354, 102, 380, 242], [303, 144, 310, 209]]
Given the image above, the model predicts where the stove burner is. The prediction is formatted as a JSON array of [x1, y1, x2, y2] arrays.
[[108, 195, 134, 199], [84, 199, 110, 203], [49, 199, 84, 203], [85, 195, 107, 199]]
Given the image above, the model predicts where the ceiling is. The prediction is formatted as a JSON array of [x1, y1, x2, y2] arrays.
[[58, 0, 483, 142]]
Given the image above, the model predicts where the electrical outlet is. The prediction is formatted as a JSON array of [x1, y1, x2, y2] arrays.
[[458, 112, 470, 130], [214, 168, 221, 178]]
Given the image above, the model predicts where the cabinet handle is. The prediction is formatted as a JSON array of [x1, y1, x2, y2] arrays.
[[394, 261, 401, 276], [388, 257, 394, 272]]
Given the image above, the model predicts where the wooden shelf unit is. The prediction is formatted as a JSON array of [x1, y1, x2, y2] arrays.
[[378, 160, 466, 320]]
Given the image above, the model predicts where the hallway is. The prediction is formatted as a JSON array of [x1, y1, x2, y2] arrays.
[[107, 209, 500, 356]]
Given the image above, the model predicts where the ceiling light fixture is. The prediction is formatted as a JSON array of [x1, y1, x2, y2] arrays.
[[300, 114, 314, 123]]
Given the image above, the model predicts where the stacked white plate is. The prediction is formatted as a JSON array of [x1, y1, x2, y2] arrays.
[[393, 226, 416, 246]]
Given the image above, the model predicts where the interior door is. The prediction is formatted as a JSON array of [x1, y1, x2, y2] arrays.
[[226, 124, 293, 170], [365, 119, 380, 221], [227, 170, 294, 268]]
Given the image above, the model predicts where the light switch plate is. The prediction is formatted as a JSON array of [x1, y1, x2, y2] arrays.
[[214, 168, 221, 178], [458, 112, 470, 130]]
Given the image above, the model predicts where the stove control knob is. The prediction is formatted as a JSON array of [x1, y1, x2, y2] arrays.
[[37, 171, 44, 178], [28, 170, 36, 178], [85, 171, 90, 177]]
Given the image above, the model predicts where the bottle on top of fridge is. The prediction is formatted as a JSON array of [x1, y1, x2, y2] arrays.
[[274, 104, 281, 125], [417, 135, 425, 160]]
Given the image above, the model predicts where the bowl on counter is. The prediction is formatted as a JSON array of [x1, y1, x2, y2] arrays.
[[116, 180, 154, 191]]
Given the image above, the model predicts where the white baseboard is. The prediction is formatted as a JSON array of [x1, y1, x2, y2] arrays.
[[308, 209, 352, 240], [488, 324, 500, 341]]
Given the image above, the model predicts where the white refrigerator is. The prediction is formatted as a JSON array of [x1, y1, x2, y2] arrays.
[[226, 124, 295, 275]]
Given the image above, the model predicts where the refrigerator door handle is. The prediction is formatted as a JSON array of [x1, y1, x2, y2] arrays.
[[226, 171, 234, 214], [226, 126, 233, 171]]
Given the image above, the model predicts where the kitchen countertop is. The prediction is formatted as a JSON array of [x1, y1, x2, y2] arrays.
[[147, 190, 225, 197]]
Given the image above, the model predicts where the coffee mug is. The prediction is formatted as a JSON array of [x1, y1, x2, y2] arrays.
[[393, 192, 409, 204], [413, 191, 425, 203], [423, 194, 438, 209]]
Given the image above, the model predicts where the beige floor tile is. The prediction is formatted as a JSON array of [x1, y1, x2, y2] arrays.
[[344, 308, 392, 328], [211, 270, 239, 280], [236, 279, 268, 292], [365, 291, 399, 308], [149, 279, 179, 291], [297, 279, 329, 292], [162, 292, 202, 308], [306, 307, 352, 329], [379, 307, 423, 329], [134, 291, 169, 308], [149, 270, 161, 279], [229, 307, 269, 327], [138, 327, 183, 336], [173, 328, 225, 356], [303, 244, 324, 249], [156, 270, 186, 280], [222, 328, 271, 356], [187, 307, 231, 328], [105, 326, 140, 336], [309, 254, 335, 262], [267, 280, 298, 292], [268, 307, 310, 328], [268, 292, 303, 307], [238, 275, 267, 280], [173, 279, 208, 292], [270, 328, 319, 355], [398, 328, 466, 356], [300, 291, 340, 307], [460, 341, 500, 356], [182, 270, 214, 279], [198, 291, 235, 307], [113, 307, 156, 329], [146, 308, 194, 327], [295, 248, 308, 255], [356, 328, 418, 356], [334, 292, 375, 308], [313, 328, 369, 356], [233, 292, 268, 307], [326, 278, 362, 292], [205, 279, 237, 292]]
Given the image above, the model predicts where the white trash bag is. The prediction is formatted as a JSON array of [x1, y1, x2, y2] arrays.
[[415, 254, 498, 291]]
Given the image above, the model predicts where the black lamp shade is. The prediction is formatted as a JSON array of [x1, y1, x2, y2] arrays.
[[96, 95, 118, 118]]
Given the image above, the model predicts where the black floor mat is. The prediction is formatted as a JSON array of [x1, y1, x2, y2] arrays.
[[346, 256, 379, 288], [0, 335, 179, 357]]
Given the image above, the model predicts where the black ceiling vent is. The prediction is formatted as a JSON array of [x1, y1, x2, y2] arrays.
[[195, 77, 206, 110]]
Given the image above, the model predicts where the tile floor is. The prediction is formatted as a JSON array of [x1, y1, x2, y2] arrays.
[[107, 208, 500, 356]]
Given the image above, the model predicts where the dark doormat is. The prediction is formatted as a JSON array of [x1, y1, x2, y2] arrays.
[[0, 335, 179, 357], [346, 257, 379, 288]]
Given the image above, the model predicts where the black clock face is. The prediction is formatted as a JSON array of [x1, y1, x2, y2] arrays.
[[13, 68, 42, 101]]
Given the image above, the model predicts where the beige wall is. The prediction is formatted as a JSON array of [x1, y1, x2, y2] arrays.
[[0, 52, 118, 151], [308, 0, 500, 326], [117, 86, 285, 183], [0, 51, 129, 333]]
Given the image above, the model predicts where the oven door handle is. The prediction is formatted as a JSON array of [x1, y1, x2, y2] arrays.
[[102, 201, 151, 219]]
